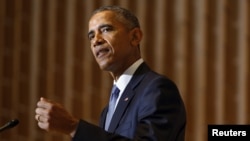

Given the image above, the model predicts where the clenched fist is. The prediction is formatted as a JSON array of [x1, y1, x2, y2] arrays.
[[35, 97, 79, 137]]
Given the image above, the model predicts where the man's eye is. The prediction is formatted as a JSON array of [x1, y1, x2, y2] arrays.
[[88, 34, 94, 40], [102, 27, 112, 32]]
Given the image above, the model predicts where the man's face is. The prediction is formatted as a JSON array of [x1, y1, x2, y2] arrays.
[[88, 11, 137, 74]]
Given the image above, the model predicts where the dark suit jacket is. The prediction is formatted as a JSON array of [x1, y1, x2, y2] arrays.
[[72, 63, 186, 141]]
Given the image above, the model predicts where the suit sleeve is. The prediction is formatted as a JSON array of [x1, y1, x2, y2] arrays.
[[72, 120, 132, 141]]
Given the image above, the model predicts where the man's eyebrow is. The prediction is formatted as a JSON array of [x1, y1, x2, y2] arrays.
[[99, 24, 113, 29]]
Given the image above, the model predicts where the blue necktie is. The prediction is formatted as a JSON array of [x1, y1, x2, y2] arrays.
[[105, 85, 120, 130]]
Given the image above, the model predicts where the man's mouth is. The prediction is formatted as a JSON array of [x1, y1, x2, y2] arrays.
[[96, 48, 111, 58]]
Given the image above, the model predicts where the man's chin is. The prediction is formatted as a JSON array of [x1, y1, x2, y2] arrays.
[[99, 64, 115, 73], [98, 63, 109, 71]]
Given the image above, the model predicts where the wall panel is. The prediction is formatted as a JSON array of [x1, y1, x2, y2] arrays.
[[0, 0, 249, 141]]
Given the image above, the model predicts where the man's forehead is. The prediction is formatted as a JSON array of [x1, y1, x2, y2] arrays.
[[90, 12, 113, 24]]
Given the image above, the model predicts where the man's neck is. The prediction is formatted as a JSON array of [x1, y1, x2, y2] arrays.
[[111, 58, 143, 82]]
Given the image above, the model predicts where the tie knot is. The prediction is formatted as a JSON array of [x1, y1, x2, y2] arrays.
[[111, 85, 120, 99]]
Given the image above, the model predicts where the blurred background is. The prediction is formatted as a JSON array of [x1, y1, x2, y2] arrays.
[[0, 0, 249, 141]]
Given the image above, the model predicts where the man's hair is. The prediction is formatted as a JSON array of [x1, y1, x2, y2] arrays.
[[91, 5, 140, 29]]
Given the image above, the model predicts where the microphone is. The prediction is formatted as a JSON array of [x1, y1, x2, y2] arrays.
[[0, 119, 19, 133]]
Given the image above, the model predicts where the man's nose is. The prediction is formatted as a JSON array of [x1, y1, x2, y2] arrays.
[[93, 34, 104, 47]]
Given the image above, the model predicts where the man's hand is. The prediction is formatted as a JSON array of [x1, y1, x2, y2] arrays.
[[35, 97, 78, 137]]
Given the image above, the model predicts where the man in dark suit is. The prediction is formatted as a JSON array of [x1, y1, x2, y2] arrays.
[[35, 5, 186, 141]]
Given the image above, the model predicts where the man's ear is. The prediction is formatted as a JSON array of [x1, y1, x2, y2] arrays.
[[130, 28, 143, 47]]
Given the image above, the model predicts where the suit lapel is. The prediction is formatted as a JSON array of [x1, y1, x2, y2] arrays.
[[108, 63, 150, 132], [108, 87, 135, 132]]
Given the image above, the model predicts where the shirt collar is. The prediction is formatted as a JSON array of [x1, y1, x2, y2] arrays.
[[114, 58, 144, 91]]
